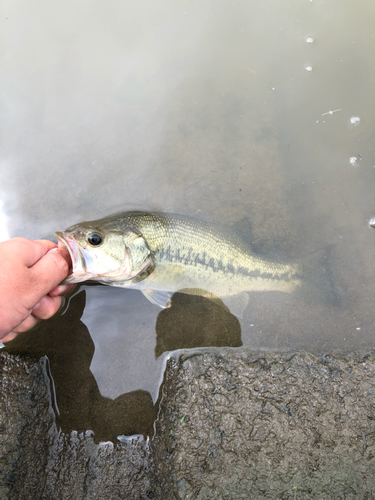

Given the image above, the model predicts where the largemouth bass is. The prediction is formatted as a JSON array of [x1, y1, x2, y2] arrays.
[[55, 211, 302, 317]]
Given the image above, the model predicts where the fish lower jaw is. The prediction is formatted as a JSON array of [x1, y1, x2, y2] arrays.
[[61, 270, 93, 284]]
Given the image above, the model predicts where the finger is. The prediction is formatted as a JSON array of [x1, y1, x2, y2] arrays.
[[55, 245, 72, 269], [7, 238, 58, 268], [49, 283, 75, 297], [31, 295, 62, 320], [12, 314, 39, 334], [27, 249, 70, 303], [1, 330, 21, 342]]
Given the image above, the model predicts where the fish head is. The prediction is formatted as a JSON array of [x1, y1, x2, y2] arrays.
[[55, 218, 152, 285]]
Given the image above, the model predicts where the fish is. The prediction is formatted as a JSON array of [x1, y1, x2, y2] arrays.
[[55, 211, 304, 318]]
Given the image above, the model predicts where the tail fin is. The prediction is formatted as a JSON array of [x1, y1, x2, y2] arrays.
[[299, 245, 344, 307]]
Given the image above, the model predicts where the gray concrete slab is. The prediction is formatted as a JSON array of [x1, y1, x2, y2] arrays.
[[2, 349, 375, 499]]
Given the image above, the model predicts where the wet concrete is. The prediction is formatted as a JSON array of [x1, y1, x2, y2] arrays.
[[0, 352, 155, 500], [2, 348, 375, 499], [155, 351, 375, 499]]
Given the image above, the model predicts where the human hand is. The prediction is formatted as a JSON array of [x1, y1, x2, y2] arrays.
[[0, 238, 74, 342]]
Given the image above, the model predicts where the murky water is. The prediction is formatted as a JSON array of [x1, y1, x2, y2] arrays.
[[2, 0, 375, 437]]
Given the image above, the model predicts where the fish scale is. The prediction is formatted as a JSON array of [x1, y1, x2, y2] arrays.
[[129, 212, 299, 291]]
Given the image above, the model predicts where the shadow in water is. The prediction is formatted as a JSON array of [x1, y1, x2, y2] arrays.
[[155, 292, 242, 357], [5, 288, 242, 442]]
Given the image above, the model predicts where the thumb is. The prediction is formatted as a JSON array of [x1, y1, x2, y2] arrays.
[[28, 248, 71, 302]]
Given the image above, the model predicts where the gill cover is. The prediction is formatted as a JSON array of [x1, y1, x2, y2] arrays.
[[125, 230, 154, 278]]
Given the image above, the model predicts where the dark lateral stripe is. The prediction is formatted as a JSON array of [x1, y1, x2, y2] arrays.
[[157, 247, 297, 282]]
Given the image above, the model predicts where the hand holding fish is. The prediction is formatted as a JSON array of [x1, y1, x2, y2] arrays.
[[0, 238, 73, 342]]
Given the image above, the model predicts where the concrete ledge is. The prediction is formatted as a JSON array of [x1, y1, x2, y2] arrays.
[[0, 352, 154, 500], [154, 350, 375, 499], [1, 349, 375, 499]]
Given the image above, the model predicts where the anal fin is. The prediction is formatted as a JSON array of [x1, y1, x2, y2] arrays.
[[221, 292, 249, 319], [141, 289, 174, 308], [178, 288, 249, 319]]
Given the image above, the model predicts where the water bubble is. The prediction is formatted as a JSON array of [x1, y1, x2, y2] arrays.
[[349, 156, 358, 166], [321, 108, 341, 116], [306, 37, 314, 43], [350, 116, 360, 125], [369, 218, 375, 228], [305, 66, 313, 71]]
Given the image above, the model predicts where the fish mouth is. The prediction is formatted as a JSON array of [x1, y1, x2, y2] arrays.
[[55, 231, 93, 284]]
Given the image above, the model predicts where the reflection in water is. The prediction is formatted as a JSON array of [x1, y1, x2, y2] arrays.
[[6, 288, 242, 440], [6, 291, 157, 441]]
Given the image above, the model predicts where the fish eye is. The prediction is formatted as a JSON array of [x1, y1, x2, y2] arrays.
[[87, 233, 102, 246]]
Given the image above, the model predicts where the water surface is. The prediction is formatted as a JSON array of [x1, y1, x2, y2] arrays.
[[2, 0, 375, 436]]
